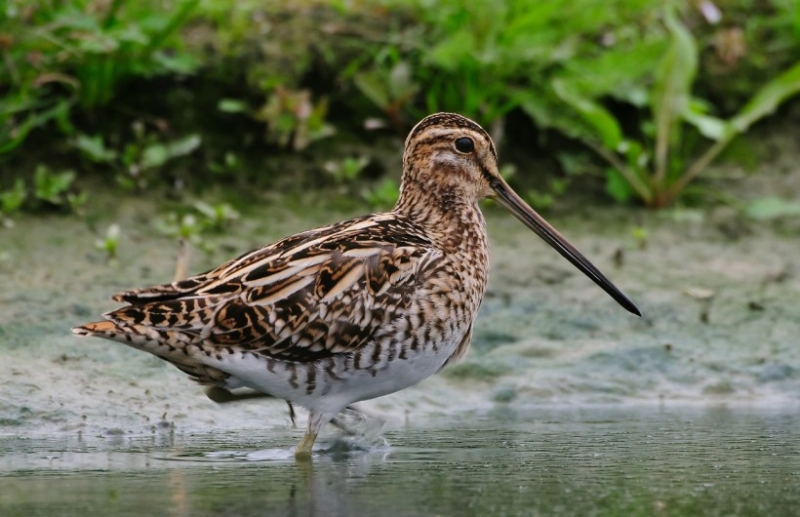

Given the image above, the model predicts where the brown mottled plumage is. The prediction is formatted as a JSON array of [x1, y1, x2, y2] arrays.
[[73, 113, 639, 459]]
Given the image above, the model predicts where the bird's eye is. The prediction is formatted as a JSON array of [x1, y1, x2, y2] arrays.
[[454, 137, 474, 153]]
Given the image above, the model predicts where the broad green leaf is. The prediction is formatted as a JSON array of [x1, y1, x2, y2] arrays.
[[307, 123, 336, 145], [682, 101, 729, 141], [141, 144, 168, 169], [388, 61, 418, 100], [0, 179, 27, 214], [54, 7, 100, 32], [112, 24, 149, 45], [34, 166, 75, 204], [730, 61, 800, 134], [152, 52, 200, 75], [560, 39, 667, 99], [519, 92, 594, 141], [166, 134, 201, 158], [652, 8, 697, 123], [74, 134, 117, 162], [364, 178, 399, 209], [217, 99, 248, 114], [427, 30, 475, 71], [619, 86, 649, 108], [552, 79, 622, 149], [605, 168, 635, 203], [651, 7, 697, 179], [77, 34, 119, 54], [353, 72, 390, 110], [619, 139, 648, 169]]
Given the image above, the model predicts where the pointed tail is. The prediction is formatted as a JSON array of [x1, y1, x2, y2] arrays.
[[72, 320, 122, 339]]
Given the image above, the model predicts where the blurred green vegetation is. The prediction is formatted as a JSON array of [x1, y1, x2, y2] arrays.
[[1, 0, 799, 215]]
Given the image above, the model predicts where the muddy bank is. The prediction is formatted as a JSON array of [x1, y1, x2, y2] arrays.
[[0, 178, 799, 438]]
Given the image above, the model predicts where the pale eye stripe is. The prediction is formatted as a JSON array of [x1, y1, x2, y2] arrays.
[[252, 276, 315, 306]]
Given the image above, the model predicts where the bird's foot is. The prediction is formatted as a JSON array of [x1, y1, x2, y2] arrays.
[[295, 432, 318, 460]]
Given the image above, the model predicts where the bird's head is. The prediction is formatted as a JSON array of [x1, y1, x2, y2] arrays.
[[400, 112, 641, 316]]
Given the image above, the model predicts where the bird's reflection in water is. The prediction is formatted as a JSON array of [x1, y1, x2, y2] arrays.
[[289, 447, 392, 517]]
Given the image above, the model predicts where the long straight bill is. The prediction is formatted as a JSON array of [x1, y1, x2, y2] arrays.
[[490, 177, 641, 316]]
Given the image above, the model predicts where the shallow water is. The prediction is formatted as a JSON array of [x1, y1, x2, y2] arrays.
[[2, 405, 798, 517]]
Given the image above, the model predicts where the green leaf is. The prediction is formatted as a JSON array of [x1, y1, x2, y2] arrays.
[[140, 135, 200, 169], [67, 191, 88, 213], [0, 101, 72, 155], [33, 166, 75, 205], [519, 91, 592, 141], [560, 39, 667, 100], [526, 190, 554, 210], [141, 144, 169, 169], [388, 61, 418, 100], [218, 99, 248, 114], [730, 61, 800, 134], [605, 168, 635, 203], [652, 9, 697, 117], [682, 100, 729, 141], [113, 24, 149, 45], [552, 79, 622, 149], [142, 0, 200, 55], [152, 52, 200, 75], [74, 134, 117, 162], [0, 179, 27, 214], [652, 7, 697, 179], [364, 178, 399, 209], [353, 72, 390, 110], [165, 134, 201, 158], [427, 30, 475, 71]]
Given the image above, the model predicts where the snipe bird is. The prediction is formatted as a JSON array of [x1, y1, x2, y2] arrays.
[[73, 113, 640, 458]]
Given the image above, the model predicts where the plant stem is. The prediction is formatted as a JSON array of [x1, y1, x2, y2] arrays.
[[653, 117, 669, 190], [666, 137, 730, 202], [584, 140, 653, 204], [102, 0, 125, 29], [144, 0, 200, 56]]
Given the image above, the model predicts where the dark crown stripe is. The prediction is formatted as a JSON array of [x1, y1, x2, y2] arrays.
[[409, 113, 497, 159]]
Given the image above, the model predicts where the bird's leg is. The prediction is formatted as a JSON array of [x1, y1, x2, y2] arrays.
[[204, 387, 296, 426], [204, 386, 271, 403], [295, 410, 334, 460], [295, 432, 317, 460]]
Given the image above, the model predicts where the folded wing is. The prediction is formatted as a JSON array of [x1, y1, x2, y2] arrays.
[[103, 214, 441, 362]]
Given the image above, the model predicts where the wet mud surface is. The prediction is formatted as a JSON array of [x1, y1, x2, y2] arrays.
[[1, 190, 798, 436]]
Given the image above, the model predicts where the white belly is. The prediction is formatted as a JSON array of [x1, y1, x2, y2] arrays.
[[201, 336, 459, 415]]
